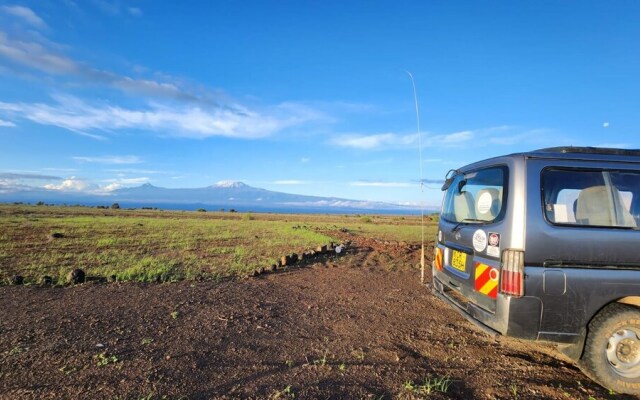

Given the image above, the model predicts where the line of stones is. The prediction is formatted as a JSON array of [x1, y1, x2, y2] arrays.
[[250, 241, 349, 277], [7, 241, 351, 285]]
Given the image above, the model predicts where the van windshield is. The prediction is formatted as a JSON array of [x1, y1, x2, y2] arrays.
[[441, 166, 507, 224]]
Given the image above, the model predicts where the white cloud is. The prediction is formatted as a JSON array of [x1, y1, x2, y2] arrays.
[[0, 172, 60, 180], [1, 5, 47, 29], [127, 7, 142, 16], [98, 176, 149, 192], [0, 95, 319, 139], [0, 31, 220, 104], [333, 130, 478, 150], [101, 182, 122, 192], [91, 0, 120, 16], [43, 167, 78, 172], [0, 31, 78, 75], [106, 168, 164, 174], [0, 118, 16, 127], [350, 181, 414, 188], [40, 174, 149, 193], [332, 133, 418, 150], [301, 157, 311, 163], [273, 180, 309, 185], [44, 177, 89, 191], [487, 128, 552, 146], [104, 177, 149, 184], [603, 122, 610, 128], [0, 20, 328, 140], [73, 155, 142, 164], [431, 130, 473, 145]]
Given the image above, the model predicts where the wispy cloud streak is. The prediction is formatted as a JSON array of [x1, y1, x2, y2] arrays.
[[72, 155, 142, 164], [350, 181, 414, 188], [1, 5, 47, 29], [0, 95, 320, 139], [0, 172, 60, 180]]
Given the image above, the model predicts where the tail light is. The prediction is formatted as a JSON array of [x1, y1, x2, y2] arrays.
[[433, 247, 443, 272], [500, 249, 524, 297]]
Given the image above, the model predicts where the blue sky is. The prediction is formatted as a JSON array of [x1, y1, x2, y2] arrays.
[[0, 1, 638, 207]]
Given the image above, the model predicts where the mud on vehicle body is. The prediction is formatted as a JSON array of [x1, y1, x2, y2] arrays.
[[431, 146, 640, 394]]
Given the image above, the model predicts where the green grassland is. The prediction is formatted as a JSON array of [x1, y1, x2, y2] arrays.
[[0, 204, 437, 284]]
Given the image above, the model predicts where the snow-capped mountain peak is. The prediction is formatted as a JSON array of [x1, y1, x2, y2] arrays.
[[213, 181, 247, 188]]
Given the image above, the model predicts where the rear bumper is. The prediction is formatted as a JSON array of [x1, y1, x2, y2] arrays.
[[431, 278, 499, 337], [432, 273, 542, 341]]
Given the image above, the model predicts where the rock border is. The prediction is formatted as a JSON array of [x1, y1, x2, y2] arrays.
[[3, 241, 351, 286], [250, 241, 350, 278]]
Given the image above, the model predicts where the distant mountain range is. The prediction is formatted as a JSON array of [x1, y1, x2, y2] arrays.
[[0, 181, 424, 214]]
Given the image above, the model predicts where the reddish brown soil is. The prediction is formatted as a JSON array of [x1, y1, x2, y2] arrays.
[[0, 237, 632, 399]]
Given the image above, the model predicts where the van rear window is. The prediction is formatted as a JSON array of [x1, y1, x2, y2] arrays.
[[541, 169, 640, 228], [441, 166, 507, 224]]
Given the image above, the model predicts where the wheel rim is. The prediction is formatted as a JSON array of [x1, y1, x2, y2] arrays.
[[606, 328, 640, 378]]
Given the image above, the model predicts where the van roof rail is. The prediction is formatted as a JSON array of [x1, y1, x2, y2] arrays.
[[533, 147, 640, 157]]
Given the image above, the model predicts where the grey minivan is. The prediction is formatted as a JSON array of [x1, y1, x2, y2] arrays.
[[431, 147, 640, 394]]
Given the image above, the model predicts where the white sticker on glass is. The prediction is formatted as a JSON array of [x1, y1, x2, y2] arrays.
[[477, 192, 493, 214]]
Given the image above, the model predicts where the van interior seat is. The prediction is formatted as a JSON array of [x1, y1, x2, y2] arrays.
[[454, 191, 476, 221], [575, 186, 636, 227], [475, 188, 501, 221]]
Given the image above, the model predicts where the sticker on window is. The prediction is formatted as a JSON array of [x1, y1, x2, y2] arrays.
[[477, 192, 493, 214]]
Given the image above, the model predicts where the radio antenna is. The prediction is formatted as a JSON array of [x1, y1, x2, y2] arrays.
[[406, 71, 426, 284]]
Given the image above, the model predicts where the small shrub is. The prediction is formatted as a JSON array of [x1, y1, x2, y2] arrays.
[[196, 208, 207, 212], [111, 203, 120, 210], [243, 213, 255, 221], [95, 352, 118, 366], [403, 376, 451, 396], [270, 385, 294, 399]]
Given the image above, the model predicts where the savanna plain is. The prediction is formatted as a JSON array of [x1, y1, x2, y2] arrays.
[[0, 204, 634, 399]]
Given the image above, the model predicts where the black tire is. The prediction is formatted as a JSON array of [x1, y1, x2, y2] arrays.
[[581, 303, 640, 395]]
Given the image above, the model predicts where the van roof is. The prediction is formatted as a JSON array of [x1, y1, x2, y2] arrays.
[[456, 146, 640, 174], [525, 146, 640, 161]]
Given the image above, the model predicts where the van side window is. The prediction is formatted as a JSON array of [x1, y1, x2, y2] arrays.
[[542, 169, 639, 228]]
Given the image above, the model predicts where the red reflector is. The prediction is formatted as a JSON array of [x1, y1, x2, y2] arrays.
[[500, 270, 523, 296]]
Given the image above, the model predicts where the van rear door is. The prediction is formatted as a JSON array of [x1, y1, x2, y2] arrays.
[[436, 166, 509, 313]]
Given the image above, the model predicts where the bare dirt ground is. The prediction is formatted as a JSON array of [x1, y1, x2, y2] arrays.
[[0, 236, 632, 399]]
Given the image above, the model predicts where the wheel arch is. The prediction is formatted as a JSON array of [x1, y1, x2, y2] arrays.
[[560, 298, 640, 361]]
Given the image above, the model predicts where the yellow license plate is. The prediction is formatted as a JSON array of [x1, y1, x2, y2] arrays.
[[451, 250, 467, 272]]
